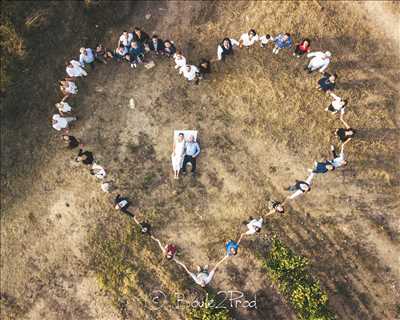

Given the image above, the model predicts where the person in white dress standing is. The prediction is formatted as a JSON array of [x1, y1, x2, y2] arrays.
[[171, 132, 186, 179]]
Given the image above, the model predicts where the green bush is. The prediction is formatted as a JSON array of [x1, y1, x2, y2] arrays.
[[262, 237, 335, 320], [187, 295, 231, 320]]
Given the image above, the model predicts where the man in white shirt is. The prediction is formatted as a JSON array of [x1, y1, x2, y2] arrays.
[[179, 65, 199, 82], [52, 114, 76, 131], [330, 143, 348, 168], [239, 29, 259, 48], [326, 92, 348, 115], [245, 217, 263, 235], [79, 47, 95, 68], [118, 31, 133, 48], [306, 51, 331, 73], [66, 60, 87, 78], [90, 163, 106, 179], [173, 51, 186, 70], [259, 34, 274, 48], [217, 38, 240, 61]]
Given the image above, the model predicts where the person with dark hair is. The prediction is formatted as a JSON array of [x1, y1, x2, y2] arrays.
[[197, 59, 211, 79], [114, 194, 134, 218], [152, 236, 177, 260], [59, 79, 78, 101], [114, 44, 129, 62], [336, 115, 356, 144], [225, 239, 239, 256], [79, 47, 95, 69], [52, 114, 76, 131], [55, 101, 72, 116], [179, 64, 200, 83], [118, 30, 133, 49], [272, 33, 292, 54], [259, 34, 274, 48], [239, 29, 259, 48], [149, 34, 164, 54], [286, 172, 315, 200], [132, 27, 150, 46], [65, 60, 87, 78], [243, 217, 263, 235], [90, 163, 106, 179], [95, 44, 114, 64], [330, 141, 349, 169], [62, 135, 79, 149], [139, 222, 151, 234], [127, 41, 145, 68], [217, 37, 239, 61], [265, 200, 285, 216], [318, 72, 337, 93], [309, 160, 335, 174], [293, 38, 311, 57], [326, 92, 347, 115], [76, 148, 94, 165], [171, 132, 185, 179], [163, 40, 176, 57], [173, 50, 187, 70]]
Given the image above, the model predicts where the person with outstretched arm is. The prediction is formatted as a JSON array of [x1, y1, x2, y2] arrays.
[[286, 172, 315, 200], [152, 236, 177, 260], [175, 256, 227, 287], [114, 194, 134, 218], [336, 114, 356, 144]]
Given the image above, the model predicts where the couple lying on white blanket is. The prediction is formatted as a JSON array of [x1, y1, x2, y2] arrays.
[[171, 130, 200, 179]]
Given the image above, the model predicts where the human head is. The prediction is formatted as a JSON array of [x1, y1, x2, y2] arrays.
[[164, 40, 172, 48], [134, 27, 141, 34], [284, 33, 290, 40], [199, 279, 206, 287], [65, 61, 72, 68], [324, 51, 332, 58], [178, 132, 184, 141], [254, 226, 261, 233], [249, 29, 257, 37], [188, 135, 194, 142], [329, 73, 337, 82], [230, 247, 237, 256], [343, 99, 348, 107], [326, 164, 334, 171], [303, 38, 310, 47], [265, 34, 271, 39], [176, 50, 182, 57], [186, 65, 191, 72], [131, 41, 138, 48], [223, 38, 231, 48], [80, 47, 86, 55], [122, 30, 128, 37], [300, 183, 310, 192], [62, 135, 70, 142], [346, 129, 355, 136], [152, 34, 158, 42]]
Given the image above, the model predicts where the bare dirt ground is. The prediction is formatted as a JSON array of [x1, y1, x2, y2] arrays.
[[1, 1, 399, 320]]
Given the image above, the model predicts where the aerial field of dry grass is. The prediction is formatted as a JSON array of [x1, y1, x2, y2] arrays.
[[1, 1, 399, 319]]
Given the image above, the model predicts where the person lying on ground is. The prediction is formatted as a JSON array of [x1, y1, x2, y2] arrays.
[[239, 29, 259, 48], [309, 160, 335, 174], [179, 64, 200, 83], [259, 34, 274, 48], [305, 51, 331, 73], [76, 148, 94, 165], [225, 239, 239, 256], [293, 38, 311, 58], [118, 30, 133, 49], [127, 41, 145, 68], [152, 237, 177, 260], [163, 40, 176, 57], [79, 47, 95, 69], [132, 27, 150, 46], [60, 79, 78, 101], [114, 194, 134, 218], [149, 34, 164, 54], [90, 163, 106, 179], [139, 222, 151, 235], [101, 181, 112, 193], [52, 114, 76, 132], [317, 72, 337, 93], [326, 92, 347, 115], [217, 37, 240, 61], [286, 172, 315, 200], [175, 256, 227, 287], [173, 50, 187, 70], [114, 45, 129, 62], [62, 135, 80, 149], [330, 141, 349, 169], [95, 44, 114, 64], [336, 114, 355, 144], [182, 135, 200, 176], [272, 33, 292, 54], [171, 132, 185, 179], [265, 200, 285, 216], [197, 59, 211, 80], [55, 101, 72, 116], [238, 217, 263, 243], [66, 60, 87, 78]]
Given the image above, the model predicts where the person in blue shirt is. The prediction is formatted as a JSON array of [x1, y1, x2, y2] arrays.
[[79, 47, 95, 69], [182, 135, 200, 176], [127, 41, 145, 68], [310, 161, 335, 174], [225, 240, 239, 256], [272, 33, 292, 55]]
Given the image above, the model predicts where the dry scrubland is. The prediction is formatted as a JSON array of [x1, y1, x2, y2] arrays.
[[1, 1, 400, 320]]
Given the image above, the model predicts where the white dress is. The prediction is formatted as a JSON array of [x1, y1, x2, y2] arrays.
[[171, 139, 185, 171]]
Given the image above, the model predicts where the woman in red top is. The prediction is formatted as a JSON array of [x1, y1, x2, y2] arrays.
[[293, 38, 311, 58]]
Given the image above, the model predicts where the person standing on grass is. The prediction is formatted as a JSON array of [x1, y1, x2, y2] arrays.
[[179, 64, 200, 83], [114, 194, 134, 218], [65, 60, 87, 78], [272, 33, 292, 54], [286, 172, 315, 200], [79, 47, 95, 69], [163, 40, 176, 57], [336, 114, 356, 144], [326, 92, 348, 115], [171, 132, 186, 179], [318, 72, 337, 93], [173, 50, 187, 70], [52, 114, 76, 132], [239, 29, 259, 48], [149, 34, 164, 54], [217, 37, 239, 61], [293, 38, 311, 57], [225, 239, 239, 256], [62, 135, 80, 149], [175, 256, 227, 287], [182, 135, 200, 176], [259, 34, 274, 48], [76, 148, 94, 165], [305, 51, 331, 73]]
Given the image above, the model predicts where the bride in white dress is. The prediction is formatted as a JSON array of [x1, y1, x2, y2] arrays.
[[171, 133, 185, 179]]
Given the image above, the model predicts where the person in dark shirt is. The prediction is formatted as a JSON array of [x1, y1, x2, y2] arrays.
[[148, 34, 164, 54], [317, 72, 337, 93], [76, 148, 94, 165], [127, 41, 145, 67], [197, 59, 211, 79], [132, 27, 150, 45], [114, 194, 134, 217], [336, 115, 355, 143], [62, 135, 79, 149], [310, 160, 335, 174], [140, 222, 151, 234], [163, 40, 176, 57]]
